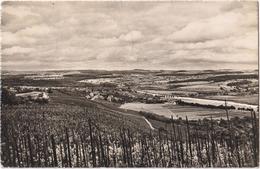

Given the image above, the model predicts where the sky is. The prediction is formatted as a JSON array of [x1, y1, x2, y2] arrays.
[[1, 1, 258, 71]]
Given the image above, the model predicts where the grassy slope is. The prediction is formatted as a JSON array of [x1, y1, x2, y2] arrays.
[[49, 90, 184, 131], [49, 90, 155, 130]]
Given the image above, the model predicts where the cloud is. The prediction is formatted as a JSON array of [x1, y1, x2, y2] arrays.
[[169, 10, 256, 43], [119, 31, 143, 42], [2, 32, 37, 46], [3, 6, 39, 18], [3, 46, 35, 55], [17, 24, 54, 37], [165, 30, 257, 52], [1, 1, 258, 71], [232, 31, 257, 50], [220, 1, 243, 12]]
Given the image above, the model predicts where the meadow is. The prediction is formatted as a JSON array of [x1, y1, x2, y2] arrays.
[[120, 102, 256, 120]]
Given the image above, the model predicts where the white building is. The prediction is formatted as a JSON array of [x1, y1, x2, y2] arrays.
[[16, 92, 49, 101]]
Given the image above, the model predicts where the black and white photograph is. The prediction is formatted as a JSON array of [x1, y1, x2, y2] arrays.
[[1, 1, 259, 168]]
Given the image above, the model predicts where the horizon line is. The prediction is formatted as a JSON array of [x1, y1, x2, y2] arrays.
[[2, 68, 258, 72]]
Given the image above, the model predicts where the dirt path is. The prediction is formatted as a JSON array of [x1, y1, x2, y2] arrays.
[[143, 117, 155, 130]]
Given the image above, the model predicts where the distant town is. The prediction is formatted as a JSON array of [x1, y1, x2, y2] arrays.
[[2, 69, 258, 119]]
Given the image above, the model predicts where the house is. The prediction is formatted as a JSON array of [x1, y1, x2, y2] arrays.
[[8, 87, 17, 93], [16, 92, 49, 102], [107, 95, 113, 102], [85, 95, 91, 99]]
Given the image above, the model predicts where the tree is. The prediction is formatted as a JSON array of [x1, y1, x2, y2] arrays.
[[1, 88, 17, 105], [47, 88, 53, 93]]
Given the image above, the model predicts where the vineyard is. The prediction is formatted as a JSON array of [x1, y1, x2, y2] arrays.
[[1, 104, 259, 167]]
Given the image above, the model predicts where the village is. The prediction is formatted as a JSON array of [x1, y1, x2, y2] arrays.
[[3, 69, 258, 113]]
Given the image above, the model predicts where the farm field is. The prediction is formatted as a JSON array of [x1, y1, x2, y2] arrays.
[[203, 94, 259, 105], [163, 104, 255, 120], [174, 96, 258, 111], [79, 78, 120, 84], [177, 83, 222, 93], [120, 102, 255, 120]]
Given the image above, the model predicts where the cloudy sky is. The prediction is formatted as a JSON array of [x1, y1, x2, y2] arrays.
[[1, 1, 258, 71]]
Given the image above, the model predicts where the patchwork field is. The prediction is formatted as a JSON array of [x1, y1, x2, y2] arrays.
[[120, 102, 254, 120], [203, 94, 259, 105], [163, 104, 255, 120]]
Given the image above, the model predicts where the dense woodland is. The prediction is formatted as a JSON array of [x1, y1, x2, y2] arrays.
[[1, 104, 259, 167]]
